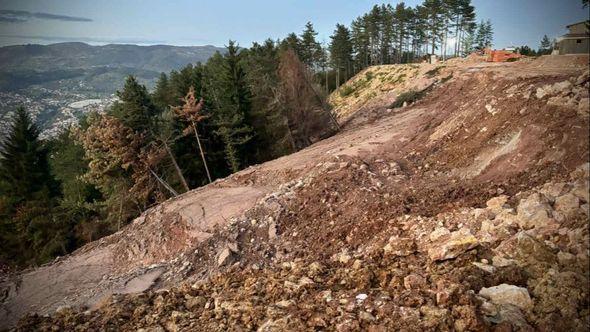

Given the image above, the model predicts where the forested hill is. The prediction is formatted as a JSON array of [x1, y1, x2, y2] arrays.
[[0, 42, 224, 91]]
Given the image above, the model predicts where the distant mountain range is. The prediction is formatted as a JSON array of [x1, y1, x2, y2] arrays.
[[0, 42, 224, 137], [0, 42, 224, 92]]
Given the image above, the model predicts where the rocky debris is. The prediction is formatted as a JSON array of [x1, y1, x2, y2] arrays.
[[403, 274, 426, 290], [428, 228, 479, 261], [11, 61, 590, 331], [479, 284, 533, 311]]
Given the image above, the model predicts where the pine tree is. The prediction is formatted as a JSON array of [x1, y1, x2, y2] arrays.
[[209, 41, 255, 173], [461, 29, 476, 56], [153, 73, 173, 111], [277, 49, 338, 150], [281, 33, 300, 53], [351, 16, 370, 71], [483, 19, 494, 48], [539, 35, 552, 55], [394, 3, 413, 62], [454, 0, 475, 57], [329, 24, 353, 86], [110, 76, 160, 135], [299, 22, 323, 69], [0, 107, 60, 265], [423, 0, 445, 55], [474, 20, 486, 50], [0, 107, 56, 202]]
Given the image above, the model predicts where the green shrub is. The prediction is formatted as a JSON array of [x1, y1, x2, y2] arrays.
[[339, 84, 355, 97], [390, 90, 425, 108], [365, 71, 374, 81]]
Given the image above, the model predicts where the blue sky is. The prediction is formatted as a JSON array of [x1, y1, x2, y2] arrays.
[[0, 0, 587, 50]]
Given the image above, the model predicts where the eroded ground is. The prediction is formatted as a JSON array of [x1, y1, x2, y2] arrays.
[[2, 55, 589, 331]]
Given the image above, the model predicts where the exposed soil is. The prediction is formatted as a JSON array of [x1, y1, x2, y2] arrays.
[[2, 55, 589, 331]]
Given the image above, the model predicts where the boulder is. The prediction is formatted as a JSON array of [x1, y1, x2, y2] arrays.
[[481, 302, 532, 330], [494, 231, 557, 277], [428, 228, 479, 261], [570, 163, 589, 180], [516, 193, 554, 229], [552, 81, 573, 95], [554, 193, 580, 216], [536, 85, 550, 99], [217, 247, 235, 267], [478, 284, 533, 311], [575, 70, 589, 85], [486, 195, 510, 213], [539, 182, 570, 202]]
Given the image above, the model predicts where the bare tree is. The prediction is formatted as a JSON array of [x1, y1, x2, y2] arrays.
[[173, 87, 212, 183]]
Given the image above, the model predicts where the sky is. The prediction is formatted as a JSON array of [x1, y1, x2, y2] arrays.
[[0, 0, 588, 50]]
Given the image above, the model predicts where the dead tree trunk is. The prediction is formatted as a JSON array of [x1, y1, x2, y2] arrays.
[[191, 120, 212, 183], [149, 168, 179, 196], [163, 140, 190, 192]]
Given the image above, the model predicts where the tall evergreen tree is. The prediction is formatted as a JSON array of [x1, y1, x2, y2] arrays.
[[209, 41, 255, 172], [110, 76, 160, 134], [0, 107, 61, 265], [394, 3, 413, 62], [0, 107, 56, 202], [299, 22, 323, 69], [351, 16, 370, 71], [539, 35, 552, 54], [422, 0, 445, 55], [152, 73, 173, 111], [329, 24, 353, 86]]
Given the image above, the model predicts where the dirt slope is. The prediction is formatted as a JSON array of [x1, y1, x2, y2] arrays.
[[2, 55, 589, 331]]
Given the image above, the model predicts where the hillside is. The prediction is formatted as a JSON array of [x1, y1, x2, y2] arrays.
[[2, 55, 589, 331], [0, 42, 223, 90], [0, 42, 224, 137]]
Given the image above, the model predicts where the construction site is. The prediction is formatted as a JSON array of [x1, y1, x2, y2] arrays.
[[1, 53, 589, 331]]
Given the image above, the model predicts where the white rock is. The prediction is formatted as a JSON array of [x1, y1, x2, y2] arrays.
[[478, 284, 533, 311], [356, 293, 368, 302]]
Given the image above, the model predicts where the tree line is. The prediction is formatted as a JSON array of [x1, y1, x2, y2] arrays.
[[323, 0, 490, 87], [0, 39, 338, 267]]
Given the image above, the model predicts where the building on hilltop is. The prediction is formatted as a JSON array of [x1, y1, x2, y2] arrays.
[[553, 21, 590, 55]]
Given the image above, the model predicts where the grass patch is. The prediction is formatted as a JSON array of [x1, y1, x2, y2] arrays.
[[339, 84, 355, 97], [365, 71, 374, 81], [390, 90, 426, 108], [388, 73, 406, 85]]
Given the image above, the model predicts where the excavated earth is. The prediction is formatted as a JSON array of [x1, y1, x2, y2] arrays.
[[2, 55, 590, 331]]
